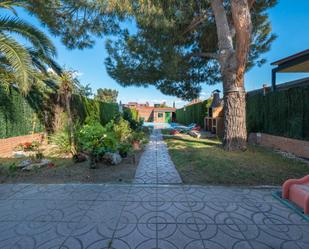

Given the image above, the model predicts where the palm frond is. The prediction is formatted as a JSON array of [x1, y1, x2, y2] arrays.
[[0, 16, 57, 57], [28, 48, 62, 75], [0, 1, 28, 15], [0, 33, 34, 94]]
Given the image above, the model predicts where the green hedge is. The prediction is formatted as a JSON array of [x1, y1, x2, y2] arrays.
[[0, 88, 44, 138], [0, 89, 119, 139], [70, 95, 119, 125], [176, 98, 212, 127], [247, 86, 309, 141]]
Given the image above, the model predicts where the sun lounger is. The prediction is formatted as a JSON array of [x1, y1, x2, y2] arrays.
[[173, 123, 196, 131]]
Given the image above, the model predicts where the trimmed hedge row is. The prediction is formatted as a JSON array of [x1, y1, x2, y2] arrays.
[[0, 89, 119, 139], [247, 86, 309, 141], [176, 99, 212, 127], [0, 88, 44, 139], [70, 95, 119, 125]]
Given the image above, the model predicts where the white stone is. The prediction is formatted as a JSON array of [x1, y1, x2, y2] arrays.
[[103, 152, 122, 165]]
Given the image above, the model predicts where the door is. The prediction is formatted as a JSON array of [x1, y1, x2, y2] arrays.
[[165, 112, 171, 123]]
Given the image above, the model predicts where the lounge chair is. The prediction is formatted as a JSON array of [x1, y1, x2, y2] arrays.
[[172, 123, 197, 132]]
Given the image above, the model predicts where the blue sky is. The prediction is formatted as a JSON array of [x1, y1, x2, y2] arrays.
[[3, 0, 309, 107]]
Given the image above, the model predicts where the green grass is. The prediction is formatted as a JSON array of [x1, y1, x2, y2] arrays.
[[164, 135, 309, 185]]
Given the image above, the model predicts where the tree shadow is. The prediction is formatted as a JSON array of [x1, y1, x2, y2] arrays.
[[164, 135, 222, 148]]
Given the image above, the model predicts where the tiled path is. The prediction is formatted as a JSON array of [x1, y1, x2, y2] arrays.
[[0, 129, 308, 248], [0, 184, 309, 249], [134, 129, 182, 184]]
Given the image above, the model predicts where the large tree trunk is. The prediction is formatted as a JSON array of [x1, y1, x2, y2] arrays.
[[211, 0, 252, 151], [222, 68, 247, 150], [65, 93, 76, 155]]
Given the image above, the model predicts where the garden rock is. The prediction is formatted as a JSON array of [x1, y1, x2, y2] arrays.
[[22, 159, 51, 171], [13, 151, 27, 158], [17, 159, 32, 168], [103, 152, 122, 165], [188, 130, 201, 139]]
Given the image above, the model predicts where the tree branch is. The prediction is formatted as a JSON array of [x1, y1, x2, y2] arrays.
[[182, 12, 208, 35], [188, 52, 219, 60], [210, 0, 234, 52], [231, 0, 252, 85]]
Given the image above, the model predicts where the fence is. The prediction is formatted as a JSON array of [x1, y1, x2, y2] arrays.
[[176, 98, 212, 127], [247, 86, 309, 141]]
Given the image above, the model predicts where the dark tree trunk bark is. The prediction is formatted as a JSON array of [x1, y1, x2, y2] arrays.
[[221, 54, 247, 151], [222, 81, 247, 151], [211, 0, 252, 151]]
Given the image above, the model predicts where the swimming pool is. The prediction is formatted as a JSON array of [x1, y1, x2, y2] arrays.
[[143, 122, 179, 129]]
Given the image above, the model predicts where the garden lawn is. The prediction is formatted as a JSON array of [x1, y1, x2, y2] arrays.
[[163, 134, 309, 185]]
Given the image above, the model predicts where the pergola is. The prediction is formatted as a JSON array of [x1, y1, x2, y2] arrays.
[[271, 49, 309, 91]]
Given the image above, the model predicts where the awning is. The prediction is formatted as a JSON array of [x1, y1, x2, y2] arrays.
[[271, 49, 309, 90]]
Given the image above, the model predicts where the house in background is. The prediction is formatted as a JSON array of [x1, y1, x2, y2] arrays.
[[124, 102, 176, 123], [248, 49, 309, 96]]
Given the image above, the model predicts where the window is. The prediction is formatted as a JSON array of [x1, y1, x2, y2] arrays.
[[158, 113, 163, 118]]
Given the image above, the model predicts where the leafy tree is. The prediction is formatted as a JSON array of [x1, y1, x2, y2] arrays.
[[105, 0, 277, 150], [0, 1, 61, 94], [95, 88, 118, 103], [79, 83, 93, 98], [20, 0, 277, 151], [24, 0, 126, 49]]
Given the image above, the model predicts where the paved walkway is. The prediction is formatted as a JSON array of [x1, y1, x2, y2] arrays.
[[0, 129, 308, 249], [0, 184, 308, 249], [134, 129, 182, 184]]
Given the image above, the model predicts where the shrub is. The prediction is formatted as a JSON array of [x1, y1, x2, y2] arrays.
[[106, 117, 132, 143], [118, 143, 132, 158], [77, 121, 117, 158], [49, 129, 71, 153], [123, 107, 143, 131]]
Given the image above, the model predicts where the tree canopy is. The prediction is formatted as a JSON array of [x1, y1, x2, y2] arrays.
[[105, 0, 277, 100], [25, 0, 128, 49], [95, 88, 118, 103], [0, 0, 61, 94]]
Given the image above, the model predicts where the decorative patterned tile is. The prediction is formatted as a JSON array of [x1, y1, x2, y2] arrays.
[[0, 221, 67, 249], [1, 129, 309, 249], [133, 129, 182, 184]]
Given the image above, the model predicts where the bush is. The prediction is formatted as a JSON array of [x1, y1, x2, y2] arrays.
[[118, 143, 132, 158], [49, 129, 72, 153], [77, 121, 117, 159], [106, 117, 132, 143], [123, 107, 143, 131]]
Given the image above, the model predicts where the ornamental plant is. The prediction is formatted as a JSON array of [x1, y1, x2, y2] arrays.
[[14, 141, 39, 152], [106, 117, 132, 143], [77, 121, 117, 167]]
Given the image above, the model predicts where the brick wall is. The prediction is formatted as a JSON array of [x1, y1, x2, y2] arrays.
[[248, 133, 309, 159], [0, 133, 44, 158], [138, 109, 154, 122]]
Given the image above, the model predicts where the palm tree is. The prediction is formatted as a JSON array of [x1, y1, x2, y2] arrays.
[[56, 71, 80, 156], [0, 1, 60, 94]]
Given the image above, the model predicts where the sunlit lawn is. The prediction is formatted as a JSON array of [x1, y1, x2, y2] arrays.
[[163, 133, 309, 185]]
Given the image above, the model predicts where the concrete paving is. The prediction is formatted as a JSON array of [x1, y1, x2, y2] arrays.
[[0, 184, 309, 249], [134, 130, 182, 184], [0, 129, 308, 248]]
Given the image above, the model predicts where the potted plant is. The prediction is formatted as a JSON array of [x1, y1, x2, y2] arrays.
[[131, 131, 145, 150]]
